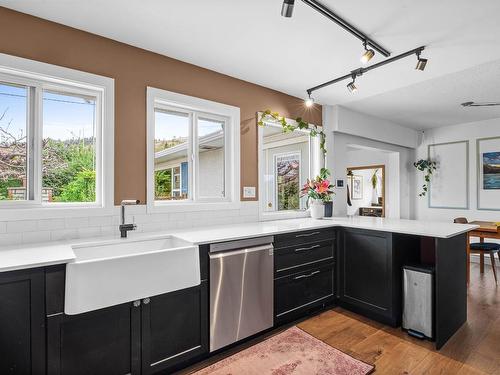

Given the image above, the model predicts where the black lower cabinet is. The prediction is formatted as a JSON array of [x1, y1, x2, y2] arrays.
[[46, 282, 208, 375], [0, 268, 45, 375], [338, 228, 399, 326], [275, 263, 334, 324], [47, 302, 141, 375], [142, 281, 208, 375]]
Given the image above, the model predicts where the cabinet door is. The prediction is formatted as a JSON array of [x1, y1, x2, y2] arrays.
[[275, 263, 334, 324], [141, 281, 208, 374], [0, 268, 45, 375], [47, 302, 141, 375], [338, 228, 395, 324]]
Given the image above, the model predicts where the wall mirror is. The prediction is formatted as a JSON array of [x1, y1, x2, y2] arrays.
[[258, 115, 323, 220], [346, 165, 385, 217]]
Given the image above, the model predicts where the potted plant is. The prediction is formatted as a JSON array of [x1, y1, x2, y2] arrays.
[[301, 168, 335, 219], [413, 159, 437, 197]]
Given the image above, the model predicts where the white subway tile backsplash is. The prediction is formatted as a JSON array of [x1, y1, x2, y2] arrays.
[[78, 227, 102, 238], [0, 233, 23, 245], [0, 202, 260, 246], [51, 229, 79, 242], [7, 220, 38, 233], [38, 218, 65, 231], [22, 231, 52, 244], [65, 217, 89, 229], [88, 216, 113, 227], [140, 222, 164, 233]]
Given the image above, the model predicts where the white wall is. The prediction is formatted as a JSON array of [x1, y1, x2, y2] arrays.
[[323, 105, 415, 219], [414, 117, 500, 223], [325, 105, 419, 149]]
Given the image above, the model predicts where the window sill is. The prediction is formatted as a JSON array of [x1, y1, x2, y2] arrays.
[[147, 200, 241, 214]]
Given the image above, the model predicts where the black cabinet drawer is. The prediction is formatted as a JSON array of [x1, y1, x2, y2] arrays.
[[274, 228, 335, 248], [275, 240, 334, 275], [275, 264, 334, 323]]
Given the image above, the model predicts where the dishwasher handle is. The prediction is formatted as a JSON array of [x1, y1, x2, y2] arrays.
[[209, 244, 273, 259]]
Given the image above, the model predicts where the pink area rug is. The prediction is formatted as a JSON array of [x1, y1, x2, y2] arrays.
[[194, 326, 374, 375]]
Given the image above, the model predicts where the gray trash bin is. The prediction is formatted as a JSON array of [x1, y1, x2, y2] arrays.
[[402, 265, 434, 339]]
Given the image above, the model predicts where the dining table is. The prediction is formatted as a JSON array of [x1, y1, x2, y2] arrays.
[[467, 221, 500, 283]]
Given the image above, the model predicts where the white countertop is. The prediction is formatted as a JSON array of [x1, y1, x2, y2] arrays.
[[173, 216, 477, 244], [0, 216, 478, 273], [0, 243, 75, 273]]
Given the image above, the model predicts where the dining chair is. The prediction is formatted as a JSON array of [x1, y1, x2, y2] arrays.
[[454, 217, 500, 284]]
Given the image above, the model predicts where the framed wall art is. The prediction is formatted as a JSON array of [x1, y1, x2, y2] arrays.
[[477, 136, 500, 210], [351, 175, 363, 200], [428, 140, 469, 209]]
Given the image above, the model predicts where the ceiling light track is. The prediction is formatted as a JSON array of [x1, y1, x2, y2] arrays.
[[282, 0, 390, 58], [306, 46, 425, 98], [461, 101, 500, 107]]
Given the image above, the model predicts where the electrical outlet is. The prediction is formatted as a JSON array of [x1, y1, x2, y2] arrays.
[[243, 186, 256, 198]]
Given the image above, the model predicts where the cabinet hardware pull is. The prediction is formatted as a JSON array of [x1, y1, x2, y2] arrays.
[[143, 297, 150, 305], [133, 300, 141, 307], [294, 244, 321, 252], [294, 270, 320, 280], [295, 231, 321, 238]]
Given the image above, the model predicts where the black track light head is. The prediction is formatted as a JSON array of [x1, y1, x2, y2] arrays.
[[281, 0, 295, 17], [360, 41, 375, 64], [347, 74, 358, 93], [415, 51, 428, 71]]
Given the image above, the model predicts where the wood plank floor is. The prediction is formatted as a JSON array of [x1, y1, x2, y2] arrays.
[[182, 263, 500, 374], [299, 263, 500, 374]]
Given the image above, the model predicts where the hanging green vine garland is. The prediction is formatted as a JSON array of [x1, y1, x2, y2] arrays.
[[258, 110, 327, 156], [414, 159, 437, 197]]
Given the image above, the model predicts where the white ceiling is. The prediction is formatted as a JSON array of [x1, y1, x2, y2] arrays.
[[344, 59, 500, 129], [3, 0, 500, 130]]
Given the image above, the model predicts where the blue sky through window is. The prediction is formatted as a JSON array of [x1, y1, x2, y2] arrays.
[[0, 83, 96, 141]]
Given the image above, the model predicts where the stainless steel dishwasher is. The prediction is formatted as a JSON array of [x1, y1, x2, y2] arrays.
[[209, 236, 274, 352]]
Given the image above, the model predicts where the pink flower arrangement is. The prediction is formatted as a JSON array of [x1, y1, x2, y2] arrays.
[[301, 168, 335, 202]]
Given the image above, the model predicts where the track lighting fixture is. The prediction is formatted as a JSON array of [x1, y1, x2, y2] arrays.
[[306, 46, 426, 97], [346, 74, 357, 93], [281, 0, 295, 17], [305, 92, 314, 107], [461, 101, 500, 107], [415, 51, 428, 71], [360, 41, 375, 64], [280, 0, 390, 57]]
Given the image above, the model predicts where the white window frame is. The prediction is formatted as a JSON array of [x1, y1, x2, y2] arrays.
[[0, 53, 114, 220], [147, 87, 240, 213], [258, 113, 323, 221]]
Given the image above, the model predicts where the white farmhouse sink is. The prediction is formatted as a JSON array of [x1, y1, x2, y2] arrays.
[[65, 236, 200, 315]]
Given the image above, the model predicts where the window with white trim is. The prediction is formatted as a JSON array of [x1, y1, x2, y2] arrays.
[[0, 54, 113, 213], [147, 87, 240, 211]]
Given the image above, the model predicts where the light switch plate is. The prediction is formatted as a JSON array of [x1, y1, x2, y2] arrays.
[[243, 186, 256, 198]]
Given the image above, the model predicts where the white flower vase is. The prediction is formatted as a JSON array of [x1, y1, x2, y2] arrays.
[[309, 199, 325, 219]]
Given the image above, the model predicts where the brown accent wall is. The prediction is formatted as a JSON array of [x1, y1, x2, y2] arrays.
[[0, 7, 322, 204]]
